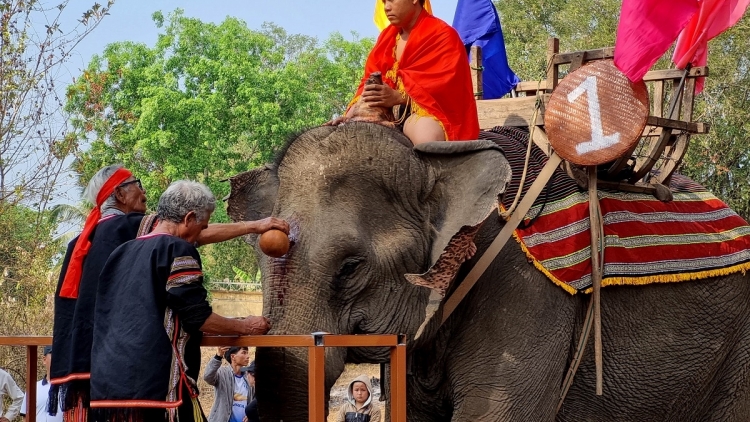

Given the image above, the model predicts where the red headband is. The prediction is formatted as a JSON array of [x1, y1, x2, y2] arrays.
[[60, 168, 133, 298]]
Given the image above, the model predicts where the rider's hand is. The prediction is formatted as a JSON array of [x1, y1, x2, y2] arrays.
[[324, 116, 347, 126], [362, 83, 406, 108]]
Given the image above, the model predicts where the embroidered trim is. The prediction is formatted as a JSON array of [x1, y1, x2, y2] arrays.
[[510, 219, 750, 295], [166, 272, 202, 290], [137, 214, 159, 237], [164, 309, 180, 404], [50, 373, 91, 384], [385, 33, 400, 84], [170, 256, 200, 273], [137, 232, 171, 240], [97, 214, 117, 224], [89, 399, 182, 408]]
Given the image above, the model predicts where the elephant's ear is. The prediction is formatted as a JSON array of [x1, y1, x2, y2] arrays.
[[406, 139, 511, 297], [226, 164, 280, 243]]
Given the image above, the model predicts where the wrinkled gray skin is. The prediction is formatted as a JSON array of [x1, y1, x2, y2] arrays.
[[227, 123, 750, 421]]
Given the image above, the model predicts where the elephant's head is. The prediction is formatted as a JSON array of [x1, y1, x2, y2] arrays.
[[227, 123, 511, 420]]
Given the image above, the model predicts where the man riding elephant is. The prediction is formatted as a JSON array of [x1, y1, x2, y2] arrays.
[[328, 0, 479, 144]]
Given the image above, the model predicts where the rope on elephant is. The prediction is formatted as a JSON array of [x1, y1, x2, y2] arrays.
[[499, 91, 544, 219]]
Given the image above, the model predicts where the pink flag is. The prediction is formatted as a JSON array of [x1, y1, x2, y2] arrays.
[[673, 0, 750, 92], [614, 0, 700, 82]]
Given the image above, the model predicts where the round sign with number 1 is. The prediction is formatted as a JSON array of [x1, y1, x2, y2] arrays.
[[545, 60, 649, 166]]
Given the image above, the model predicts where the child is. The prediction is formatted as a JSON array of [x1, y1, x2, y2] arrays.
[[336, 375, 381, 422]]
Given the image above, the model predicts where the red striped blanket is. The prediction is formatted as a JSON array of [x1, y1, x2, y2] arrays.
[[480, 127, 750, 294]]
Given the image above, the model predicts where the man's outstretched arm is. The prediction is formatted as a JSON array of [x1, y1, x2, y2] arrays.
[[196, 217, 289, 246], [200, 314, 270, 336]]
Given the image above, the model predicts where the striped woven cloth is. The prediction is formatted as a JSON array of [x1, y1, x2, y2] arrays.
[[480, 127, 750, 294]]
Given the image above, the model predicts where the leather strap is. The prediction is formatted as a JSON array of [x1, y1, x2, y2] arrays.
[[588, 167, 604, 395], [557, 293, 595, 413], [441, 152, 563, 324]]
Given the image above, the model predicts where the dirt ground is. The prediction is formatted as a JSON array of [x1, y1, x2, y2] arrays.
[[197, 348, 381, 421]]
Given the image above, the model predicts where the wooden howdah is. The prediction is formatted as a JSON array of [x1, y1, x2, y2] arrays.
[[471, 38, 710, 199]]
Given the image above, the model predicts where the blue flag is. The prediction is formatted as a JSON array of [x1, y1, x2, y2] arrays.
[[452, 0, 520, 99]]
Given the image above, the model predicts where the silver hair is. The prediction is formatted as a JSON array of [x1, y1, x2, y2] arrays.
[[84, 164, 124, 212], [157, 180, 216, 223]]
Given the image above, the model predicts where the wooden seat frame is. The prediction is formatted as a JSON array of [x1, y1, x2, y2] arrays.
[[473, 38, 709, 198]]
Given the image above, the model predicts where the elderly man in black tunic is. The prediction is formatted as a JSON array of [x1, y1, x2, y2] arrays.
[[89, 180, 268, 422], [51, 166, 288, 421]]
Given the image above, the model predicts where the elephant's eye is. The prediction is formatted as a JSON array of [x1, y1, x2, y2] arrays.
[[333, 257, 364, 288]]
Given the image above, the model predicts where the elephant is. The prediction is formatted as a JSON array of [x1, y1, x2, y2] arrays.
[[226, 122, 750, 421]]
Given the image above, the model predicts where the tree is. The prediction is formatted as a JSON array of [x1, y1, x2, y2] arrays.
[[65, 10, 372, 283], [1, 0, 112, 209], [681, 17, 750, 219], [496, 0, 620, 81], [0, 0, 113, 386]]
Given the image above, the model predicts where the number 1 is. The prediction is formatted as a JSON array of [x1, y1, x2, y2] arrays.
[[567, 76, 621, 155]]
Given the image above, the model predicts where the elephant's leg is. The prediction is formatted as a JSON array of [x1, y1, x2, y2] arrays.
[[558, 274, 750, 422], [447, 352, 563, 422], [451, 389, 522, 421], [698, 325, 750, 421], [452, 386, 553, 422], [441, 239, 581, 422]]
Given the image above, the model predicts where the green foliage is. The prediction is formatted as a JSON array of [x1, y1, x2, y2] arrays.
[[0, 203, 61, 390], [0, 0, 112, 210], [496, 0, 620, 81], [66, 10, 372, 282], [682, 17, 750, 220], [0, 203, 60, 334], [232, 265, 254, 283]]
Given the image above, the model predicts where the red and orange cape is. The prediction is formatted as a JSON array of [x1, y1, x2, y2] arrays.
[[350, 10, 479, 141]]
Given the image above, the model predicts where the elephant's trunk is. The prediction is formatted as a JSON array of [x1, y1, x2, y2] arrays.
[[255, 346, 308, 421], [256, 344, 346, 421], [257, 254, 346, 421]]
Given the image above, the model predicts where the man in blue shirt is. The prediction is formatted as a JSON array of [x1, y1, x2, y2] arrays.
[[204, 346, 253, 422]]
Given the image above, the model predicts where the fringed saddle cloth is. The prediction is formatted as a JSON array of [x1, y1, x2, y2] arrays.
[[480, 127, 750, 294]]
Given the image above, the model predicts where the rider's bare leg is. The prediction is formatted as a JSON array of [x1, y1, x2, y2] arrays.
[[403, 114, 446, 145]]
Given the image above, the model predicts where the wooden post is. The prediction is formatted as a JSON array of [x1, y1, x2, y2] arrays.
[[308, 335, 326, 422], [390, 335, 407, 422], [653, 80, 664, 118], [546, 38, 560, 92], [668, 77, 684, 119], [682, 75, 696, 121], [27, 345, 38, 422], [471, 45, 483, 100]]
